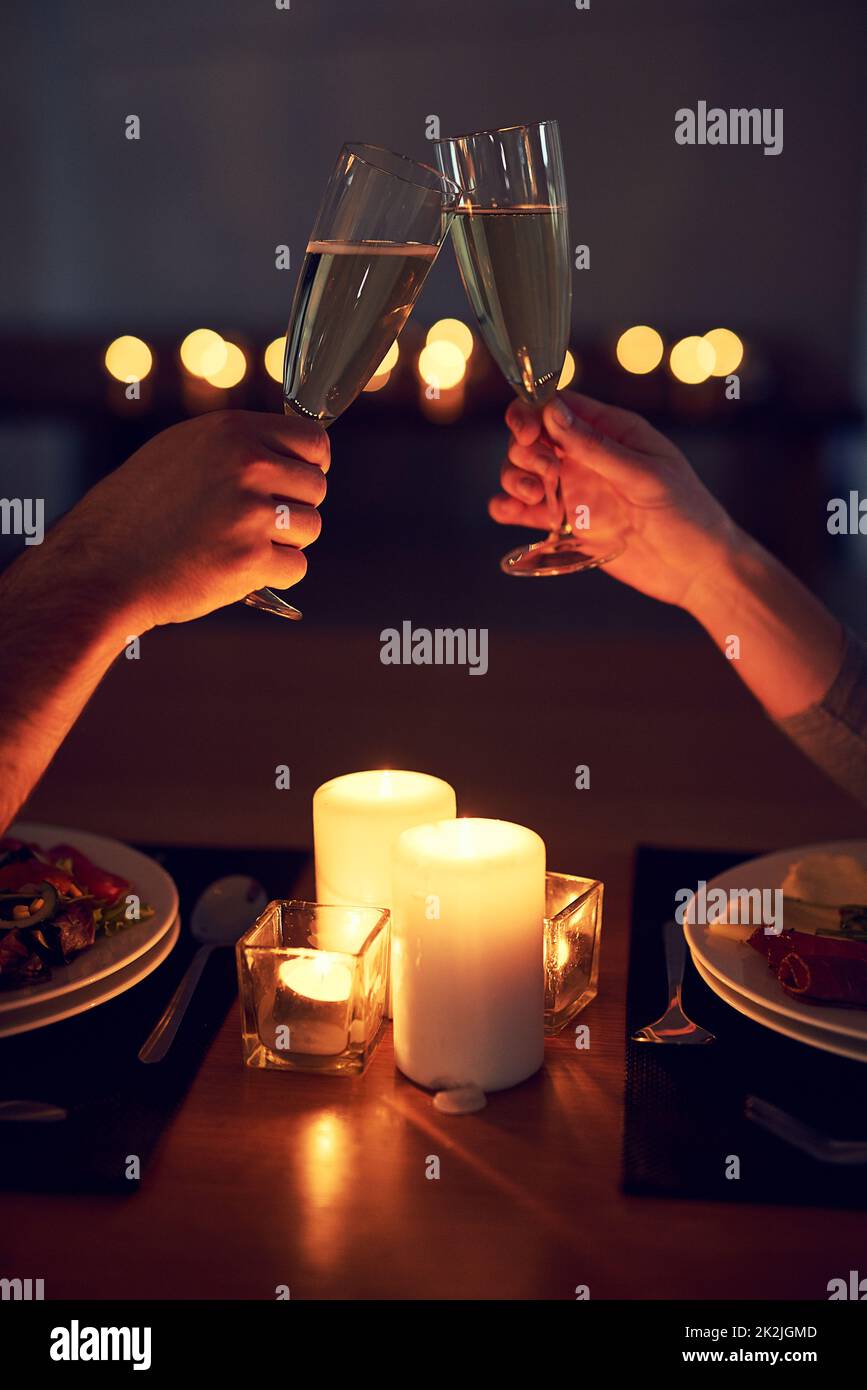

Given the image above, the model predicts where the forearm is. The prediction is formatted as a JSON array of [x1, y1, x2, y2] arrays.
[[684, 526, 845, 722], [0, 539, 135, 833]]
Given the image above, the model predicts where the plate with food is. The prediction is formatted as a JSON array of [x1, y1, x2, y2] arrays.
[[690, 951, 867, 1064], [0, 822, 179, 1015], [684, 840, 867, 1042], [0, 916, 181, 1038]]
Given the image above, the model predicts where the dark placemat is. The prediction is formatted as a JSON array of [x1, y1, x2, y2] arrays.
[[0, 845, 308, 1193], [623, 845, 867, 1210]]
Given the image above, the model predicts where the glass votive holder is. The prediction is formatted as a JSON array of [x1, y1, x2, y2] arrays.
[[236, 900, 389, 1075], [544, 872, 604, 1034]]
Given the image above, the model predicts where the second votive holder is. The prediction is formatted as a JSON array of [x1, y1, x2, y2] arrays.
[[544, 872, 603, 1034]]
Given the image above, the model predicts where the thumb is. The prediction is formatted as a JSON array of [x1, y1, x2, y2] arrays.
[[542, 396, 648, 492]]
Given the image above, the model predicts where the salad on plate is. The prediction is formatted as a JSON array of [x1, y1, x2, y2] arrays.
[[0, 836, 153, 989]]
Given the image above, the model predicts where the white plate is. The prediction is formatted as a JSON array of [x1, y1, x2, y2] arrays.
[[1, 822, 178, 1014], [690, 950, 867, 1064], [0, 917, 180, 1038], [684, 838, 867, 1041]]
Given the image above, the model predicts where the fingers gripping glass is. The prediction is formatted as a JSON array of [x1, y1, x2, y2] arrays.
[[434, 120, 622, 577], [246, 144, 460, 620]]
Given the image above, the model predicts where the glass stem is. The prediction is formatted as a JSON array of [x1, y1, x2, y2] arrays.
[[539, 426, 572, 538]]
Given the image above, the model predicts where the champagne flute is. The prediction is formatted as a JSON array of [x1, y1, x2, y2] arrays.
[[247, 144, 460, 619], [434, 120, 623, 577]]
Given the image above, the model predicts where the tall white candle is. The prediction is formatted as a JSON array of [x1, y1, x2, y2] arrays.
[[392, 818, 545, 1092], [313, 770, 457, 1011]]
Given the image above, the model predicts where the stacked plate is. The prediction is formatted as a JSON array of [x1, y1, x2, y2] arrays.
[[0, 823, 179, 1038], [683, 839, 867, 1063]]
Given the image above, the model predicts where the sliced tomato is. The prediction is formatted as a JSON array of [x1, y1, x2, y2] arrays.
[[48, 844, 129, 904], [0, 859, 77, 894]]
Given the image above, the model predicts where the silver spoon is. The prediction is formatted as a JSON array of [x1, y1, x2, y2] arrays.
[[138, 875, 268, 1064], [632, 919, 716, 1045]]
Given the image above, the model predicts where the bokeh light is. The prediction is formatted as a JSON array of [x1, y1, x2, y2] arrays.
[[204, 341, 247, 389], [669, 335, 717, 384], [104, 336, 153, 383], [557, 350, 577, 390], [363, 341, 399, 391], [703, 328, 743, 377], [264, 336, 286, 383], [180, 328, 228, 378], [417, 340, 466, 390], [376, 341, 400, 374], [616, 326, 664, 374], [363, 371, 391, 393], [426, 318, 474, 361]]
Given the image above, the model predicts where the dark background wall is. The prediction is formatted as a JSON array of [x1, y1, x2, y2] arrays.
[[2, 0, 864, 391], [1, 0, 864, 855], [0, 0, 864, 639]]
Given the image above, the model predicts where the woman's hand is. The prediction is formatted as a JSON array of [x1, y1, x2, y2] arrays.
[[40, 409, 329, 635], [491, 387, 846, 724], [490, 389, 741, 609]]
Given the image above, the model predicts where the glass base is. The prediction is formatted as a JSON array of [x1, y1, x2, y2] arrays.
[[500, 535, 623, 577], [244, 588, 303, 620]]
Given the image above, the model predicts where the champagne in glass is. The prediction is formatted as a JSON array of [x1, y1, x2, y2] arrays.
[[448, 206, 569, 406], [435, 120, 623, 577], [246, 145, 458, 620], [284, 240, 437, 424]]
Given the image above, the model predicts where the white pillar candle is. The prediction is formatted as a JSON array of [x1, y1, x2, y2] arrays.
[[313, 770, 457, 1012], [392, 818, 545, 1093]]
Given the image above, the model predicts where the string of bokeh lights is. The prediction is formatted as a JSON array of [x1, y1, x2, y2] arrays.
[[103, 321, 744, 395]]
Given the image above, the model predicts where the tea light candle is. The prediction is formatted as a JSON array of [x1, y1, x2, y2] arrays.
[[314, 771, 457, 1011], [280, 956, 352, 1003], [263, 955, 353, 1057], [392, 818, 546, 1092]]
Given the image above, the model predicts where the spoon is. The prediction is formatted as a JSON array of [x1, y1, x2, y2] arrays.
[[138, 875, 268, 1064], [631, 919, 716, 1045]]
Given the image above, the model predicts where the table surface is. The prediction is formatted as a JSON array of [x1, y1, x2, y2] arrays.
[[3, 844, 867, 1301], [6, 620, 867, 1299]]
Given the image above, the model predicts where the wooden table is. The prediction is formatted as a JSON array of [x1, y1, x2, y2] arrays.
[[3, 839, 865, 1301], [5, 620, 867, 1298]]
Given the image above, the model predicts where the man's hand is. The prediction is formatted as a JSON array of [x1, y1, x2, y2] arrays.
[[0, 409, 330, 830], [41, 409, 329, 634]]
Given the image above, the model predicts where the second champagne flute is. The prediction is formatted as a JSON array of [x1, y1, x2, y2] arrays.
[[434, 119, 623, 577], [246, 144, 460, 620]]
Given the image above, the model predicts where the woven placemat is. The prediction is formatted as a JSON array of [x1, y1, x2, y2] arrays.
[[623, 846, 867, 1209], [0, 845, 307, 1192]]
